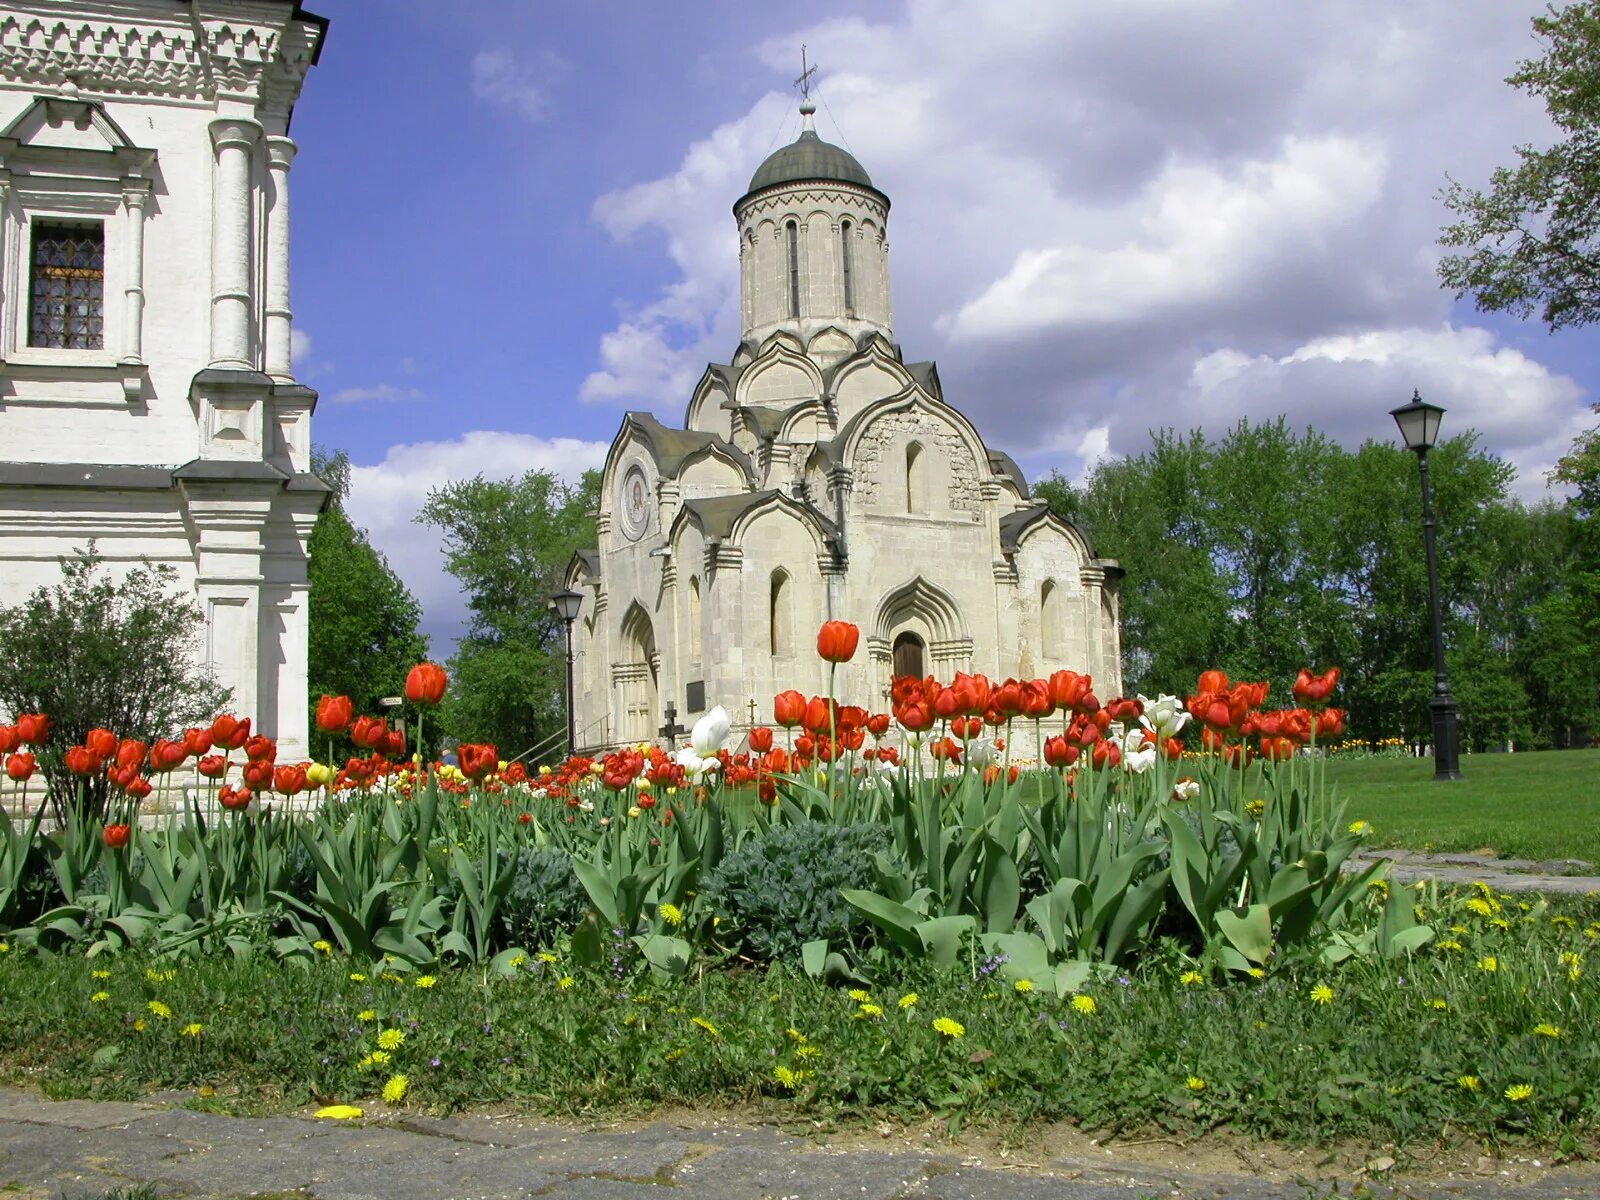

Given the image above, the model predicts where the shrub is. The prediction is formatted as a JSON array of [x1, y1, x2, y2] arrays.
[[0, 549, 229, 820], [701, 821, 889, 962], [433, 845, 587, 953]]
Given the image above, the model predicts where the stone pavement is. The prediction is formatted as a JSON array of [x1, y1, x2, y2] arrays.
[[1, 1088, 1598, 1200], [1349, 849, 1600, 896]]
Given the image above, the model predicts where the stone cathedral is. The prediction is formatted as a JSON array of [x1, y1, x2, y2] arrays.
[[567, 100, 1123, 750]]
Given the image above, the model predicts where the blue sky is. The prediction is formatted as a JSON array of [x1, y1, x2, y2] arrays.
[[287, 2, 1600, 653]]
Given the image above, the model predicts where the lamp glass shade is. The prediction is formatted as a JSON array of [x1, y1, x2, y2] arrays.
[[1390, 394, 1446, 452], [550, 588, 584, 623]]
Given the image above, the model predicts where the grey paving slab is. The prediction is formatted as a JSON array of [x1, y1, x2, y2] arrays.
[[1, 1089, 1599, 1200]]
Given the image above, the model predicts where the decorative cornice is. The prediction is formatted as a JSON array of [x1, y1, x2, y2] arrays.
[[0, 7, 322, 105]]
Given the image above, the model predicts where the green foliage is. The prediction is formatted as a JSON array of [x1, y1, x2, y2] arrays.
[[1438, 1, 1600, 331], [495, 845, 587, 951], [701, 821, 889, 961], [306, 449, 429, 751], [2, 887, 1596, 1149], [417, 468, 599, 755], [0, 550, 230, 820]]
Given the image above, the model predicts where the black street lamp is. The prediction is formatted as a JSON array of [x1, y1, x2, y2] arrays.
[[1389, 390, 1462, 780], [549, 588, 584, 755]]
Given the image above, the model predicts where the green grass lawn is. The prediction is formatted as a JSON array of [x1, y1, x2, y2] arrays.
[[1329, 748, 1600, 866]]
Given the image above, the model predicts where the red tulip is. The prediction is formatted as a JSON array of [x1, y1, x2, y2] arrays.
[[1316, 708, 1346, 738], [273, 764, 308, 795], [896, 700, 935, 732], [1293, 667, 1340, 705], [1197, 670, 1229, 694], [816, 620, 860, 664], [149, 739, 189, 773], [773, 689, 806, 728], [64, 745, 101, 776], [1043, 735, 1078, 768], [103, 823, 131, 849], [748, 726, 773, 753], [244, 735, 276, 763], [866, 713, 891, 738], [0, 726, 17, 755], [242, 759, 274, 789], [1091, 740, 1121, 769], [115, 739, 147, 771], [315, 694, 353, 734], [219, 785, 253, 811], [5, 753, 36, 782], [1047, 670, 1089, 711], [460, 743, 499, 781], [86, 728, 118, 759], [211, 714, 250, 751], [1019, 679, 1054, 719], [16, 713, 50, 745], [125, 776, 152, 801], [196, 754, 229, 780], [405, 662, 448, 706], [350, 715, 386, 751], [382, 728, 406, 758], [802, 695, 834, 735], [183, 727, 213, 757]]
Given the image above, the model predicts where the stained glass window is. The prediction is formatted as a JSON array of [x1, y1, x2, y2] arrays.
[[29, 221, 104, 349]]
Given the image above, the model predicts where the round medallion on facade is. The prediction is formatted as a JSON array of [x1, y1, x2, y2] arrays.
[[618, 464, 651, 541]]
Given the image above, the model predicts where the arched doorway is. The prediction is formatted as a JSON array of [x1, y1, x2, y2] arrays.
[[619, 603, 659, 743], [892, 631, 926, 680]]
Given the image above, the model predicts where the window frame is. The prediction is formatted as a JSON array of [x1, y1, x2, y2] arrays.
[[26, 216, 107, 352]]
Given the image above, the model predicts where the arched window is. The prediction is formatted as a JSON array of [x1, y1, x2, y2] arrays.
[[892, 631, 925, 681], [1041, 580, 1063, 663], [905, 441, 925, 513], [785, 220, 800, 319], [688, 575, 702, 665], [840, 219, 854, 315], [770, 569, 793, 658]]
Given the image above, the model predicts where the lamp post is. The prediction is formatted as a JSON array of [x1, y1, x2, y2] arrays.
[[550, 588, 584, 755], [1389, 390, 1462, 780]]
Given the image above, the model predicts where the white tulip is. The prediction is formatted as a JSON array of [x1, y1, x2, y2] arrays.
[[1138, 693, 1191, 740], [690, 705, 731, 756], [1121, 727, 1158, 773]]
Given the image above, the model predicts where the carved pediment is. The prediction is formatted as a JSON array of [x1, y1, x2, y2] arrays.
[[0, 95, 154, 175]]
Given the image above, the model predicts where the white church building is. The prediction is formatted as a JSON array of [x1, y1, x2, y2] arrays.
[[0, 1, 326, 757], [568, 100, 1124, 749]]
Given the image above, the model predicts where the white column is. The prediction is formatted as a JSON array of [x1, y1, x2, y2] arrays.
[[208, 118, 260, 369], [263, 136, 296, 381], [120, 183, 149, 364]]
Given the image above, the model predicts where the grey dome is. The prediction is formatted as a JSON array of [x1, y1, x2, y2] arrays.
[[746, 129, 874, 193]]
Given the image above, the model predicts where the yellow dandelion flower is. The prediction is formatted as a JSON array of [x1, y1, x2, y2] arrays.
[[1014, 979, 1035, 993], [773, 1065, 799, 1088], [1309, 984, 1334, 1006], [414, 975, 436, 989], [1505, 1083, 1534, 1103], [357, 1009, 377, 1023], [794, 1044, 820, 1059], [1465, 897, 1494, 917], [1551, 915, 1576, 929], [349, 972, 367, 982], [663, 1047, 686, 1063], [147, 1000, 172, 1019], [537, 952, 559, 963], [690, 1016, 719, 1037], [381, 972, 404, 984], [313, 940, 333, 955], [1185, 1075, 1206, 1092], [1477, 956, 1498, 973], [358, 1050, 390, 1069], [558, 975, 575, 990], [1247, 968, 1266, 980], [508, 953, 527, 968], [1348, 819, 1371, 835], [858, 1002, 884, 1017], [133, 1018, 147, 1032], [90, 991, 110, 1003], [1245, 798, 1265, 819], [1571, 966, 1584, 982], [314, 1105, 364, 1120], [658, 902, 684, 927], [145, 967, 176, 984], [898, 993, 919, 1009], [1490, 917, 1511, 931], [786, 1028, 808, 1043], [848, 989, 870, 1002], [1436, 940, 1464, 953], [181, 1023, 203, 1037], [1179, 970, 1205, 986], [1561, 951, 1583, 967], [1533, 1023, 1563, 1038], [382, 1074, 409, 1104], [1072, 994, 1098, 1015], [932, 1016, 965, 1038], [377, 1028, 405, 1050], [1426, 998, 1448, 1011], [1457, 1075, 1481, 1091], [0, 941, 7, 954], [91, 969, 111, 980]]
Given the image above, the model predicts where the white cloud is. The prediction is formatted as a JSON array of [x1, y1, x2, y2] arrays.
[[471, 49, 553, 123], [290, 327, 312, 364], [345, 433, 609, 654], [328, 383, 425, 405], [585, 0, 1593, 494]]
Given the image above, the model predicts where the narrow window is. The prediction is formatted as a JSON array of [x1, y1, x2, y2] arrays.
[[770, 570, 792, 657], [1041, 580, 1062, 661], [29, 220, 104, 349], [688, 576, 703, 664], [786, 220, 800, 318], [840, 219, 854, 315], [905, 442, 925, 513]]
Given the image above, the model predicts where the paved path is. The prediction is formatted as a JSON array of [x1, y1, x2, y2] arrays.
[[0, 1088, 1597, 1200], [1350, 849, 1600, 895]]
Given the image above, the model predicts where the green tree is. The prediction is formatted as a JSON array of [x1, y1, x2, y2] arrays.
[[0, 550, 230, 819], [417, 469, 600, 755], [306, 449, 429, 753], [1438, 1, 1600, 330]]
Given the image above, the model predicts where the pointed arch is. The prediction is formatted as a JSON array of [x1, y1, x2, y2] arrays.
[[905, 441, 925, 513], [873, 576, 968, 646], [769, 568, 794, 658], [1041, 579, 1064, 662]]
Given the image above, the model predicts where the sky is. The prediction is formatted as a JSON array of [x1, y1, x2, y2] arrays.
[[286, 0, 1600, 655]]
